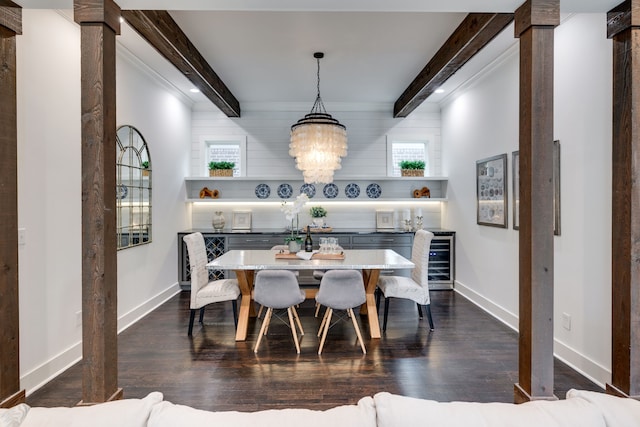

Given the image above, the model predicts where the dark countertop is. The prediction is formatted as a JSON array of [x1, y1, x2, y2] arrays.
[[179, 228, 455, 235]]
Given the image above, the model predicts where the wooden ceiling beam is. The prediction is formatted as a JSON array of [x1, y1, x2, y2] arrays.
[[394, 13, 514, 118], [122, 10, 240, 117]]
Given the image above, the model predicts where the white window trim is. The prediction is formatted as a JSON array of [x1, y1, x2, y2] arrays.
[[386, 134, 438, 177], [199, 135, 247, 177]]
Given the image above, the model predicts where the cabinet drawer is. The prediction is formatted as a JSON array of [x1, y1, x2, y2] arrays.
[[351, 235, 412, 246], [227, 236, 282, 249]]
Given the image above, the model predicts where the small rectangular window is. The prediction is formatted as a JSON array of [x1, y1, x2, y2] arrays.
[[387, 136, 437, 177], [201, 136, 247, 177]]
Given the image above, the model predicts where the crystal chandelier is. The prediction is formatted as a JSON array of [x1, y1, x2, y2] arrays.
[[290, 52, 347, 184]]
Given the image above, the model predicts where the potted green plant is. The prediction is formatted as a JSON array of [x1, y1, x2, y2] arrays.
[[399, 160, 425, 177], [141, 160, 150, 176], [208, 161, 235, 177], [309, 206, 328, 228]]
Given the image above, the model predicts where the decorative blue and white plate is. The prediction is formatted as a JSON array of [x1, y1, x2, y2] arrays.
[[345, 183, 360, 198], [255, 183, 271, 199], [323, 183, 339, 199], [117, 184, 128, 200], [366, 183, 382, 199], [277, 183, 293, 199], [300, 183, 316, 198]]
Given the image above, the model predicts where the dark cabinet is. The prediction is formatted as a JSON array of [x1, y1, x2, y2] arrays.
[[178, 230, 455, 290]]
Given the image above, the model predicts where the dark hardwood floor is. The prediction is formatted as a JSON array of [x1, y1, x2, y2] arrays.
[[27, 290, 601, 411]]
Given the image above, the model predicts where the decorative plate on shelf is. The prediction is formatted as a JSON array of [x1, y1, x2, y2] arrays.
[[366, 183, 382, 199], [323, 183, 339, 199], [300, 183, 316, 198], [255, 183, 271, 199], [277, 183, 293, 199], [345, 183, 360, 198], [117, 184, 128, 200]]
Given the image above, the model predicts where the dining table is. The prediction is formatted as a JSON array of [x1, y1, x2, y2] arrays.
[[206, 248, 415, 341]]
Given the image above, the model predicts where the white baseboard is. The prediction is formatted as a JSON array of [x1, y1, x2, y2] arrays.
[[454, 279, 610, 390], [554, 340, 610, 389], [453, 280, 519, 331], [118, 283, 181, 333], [22, 283, 181, 396]]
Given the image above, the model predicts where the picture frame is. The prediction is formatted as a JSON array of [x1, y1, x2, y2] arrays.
[[376, 210, 395, 230], [512, 151, 519, 230], [476, 153, 508, 228], [232, 211, 252, 230], [512, 140, 561, 235]]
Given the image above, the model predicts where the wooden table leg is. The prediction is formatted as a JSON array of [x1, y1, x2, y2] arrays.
[[234, 270, 254, 341], [362, 269, 381, 339]]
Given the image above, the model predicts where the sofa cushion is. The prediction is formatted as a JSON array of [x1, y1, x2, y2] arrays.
[[148, 396, 376, 427], [20, 391, 162, 427], [374, 392, 606, 427], [0, 404, 30, 427], [567, 389, 640, 427]]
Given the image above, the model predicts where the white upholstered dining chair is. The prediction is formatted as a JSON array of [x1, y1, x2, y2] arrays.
[[183, 232, 241, 337], [376, 229, 435, 332]]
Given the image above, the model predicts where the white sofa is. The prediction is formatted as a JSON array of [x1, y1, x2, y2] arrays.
[[1, 388, 639, 427]]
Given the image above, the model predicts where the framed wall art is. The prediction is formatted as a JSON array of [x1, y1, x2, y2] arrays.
[[376, 210, 395, 230], [232, 211, 252, 230], [512, 140, 561, 235], [476, 154, 508, 228]]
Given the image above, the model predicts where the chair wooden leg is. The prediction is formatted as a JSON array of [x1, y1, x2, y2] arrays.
[[288, 307, 301, 354], [417, 303, 423, 318], [254, 308, 272, 353], [314, 303, 322, 317], [318, 308, 330, 337], [262, 307, 273, 335], [425, 304, 435, 331], [291, 306, 304, 336], [188, 309, 197, 336], [383, 297, 390, 332], [199, 307, 205, 324], [232, 299, 238, 328], [257, 304, 264, 318], [318, 308, 333, 355], [349, 308, 366, 354]]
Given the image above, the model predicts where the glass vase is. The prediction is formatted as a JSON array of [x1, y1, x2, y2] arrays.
[[212, 211, 225, 232]]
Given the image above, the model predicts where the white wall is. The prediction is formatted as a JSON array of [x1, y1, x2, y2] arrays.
[[16, 10, 191, 394], [442, 14, 612, 386], [189, 105, 444, 230]]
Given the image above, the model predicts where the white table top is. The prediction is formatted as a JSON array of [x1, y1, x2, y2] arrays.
[[206, 249, 415, 271]]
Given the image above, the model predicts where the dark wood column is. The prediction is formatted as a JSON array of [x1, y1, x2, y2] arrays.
[[513, 0, 559, 403], [607, 0, 640, 399], [73, 0, 122, 404], [0, 0, 24, 409]]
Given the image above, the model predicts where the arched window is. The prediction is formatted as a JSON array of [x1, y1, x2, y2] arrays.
[[116, 125, 152, 249]]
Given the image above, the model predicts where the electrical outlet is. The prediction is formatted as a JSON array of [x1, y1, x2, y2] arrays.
[[562, 312, 571, 331], [18, 228, 26, 246], [76, 311, 82, 327]]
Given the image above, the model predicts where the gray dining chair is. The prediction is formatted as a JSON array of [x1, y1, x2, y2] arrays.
[[183, 232, 240, 337], [253, 270, 306, 354], [316, 270, 367, 355], [376, 229, 435, 332]]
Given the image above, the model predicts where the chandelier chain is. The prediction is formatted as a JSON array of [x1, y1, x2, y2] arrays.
[[311, 55, 327, 114]]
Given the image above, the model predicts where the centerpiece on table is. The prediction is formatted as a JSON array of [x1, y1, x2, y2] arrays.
[[309, 206, 328, 228], [208, 161, 235, 177], [400, 160, 425, 177], [281, 193, 309, 252]]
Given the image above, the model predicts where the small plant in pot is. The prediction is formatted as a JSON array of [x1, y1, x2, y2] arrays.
[[399, 160, 425, 177], [309, 206, 328, 228], [141, 160, 150, 176], [208, 161, 235, 177]]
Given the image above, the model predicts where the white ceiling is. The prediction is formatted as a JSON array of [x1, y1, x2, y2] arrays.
[[16, 0, 621, 113]]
